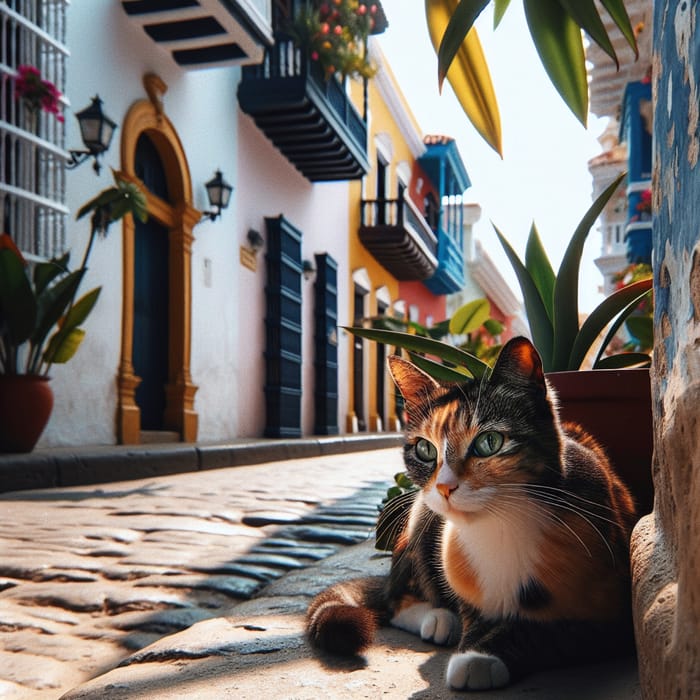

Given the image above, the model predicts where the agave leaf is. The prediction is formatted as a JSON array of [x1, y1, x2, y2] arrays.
[[345, 326, 489, 379], [493, 224, 554, 370], [552, 172, 627, 371], [425, 0, 502, 156], [595, 352, 651, 369], [600, 0, 639, 58], [524, 223, 555, 322], [436, 0, 490, 87], [625, 313, 654, 350], [568, 278, 652, 371], [591, 288, 644, 368], [449, 298, 490, 335], [44, 327, 86, 364], [0, 248, 37, 344], [556, 0, 618, 68], [407, 352, 473, 382], [493, 0, 511, 28], [523, 0, 588, 126]]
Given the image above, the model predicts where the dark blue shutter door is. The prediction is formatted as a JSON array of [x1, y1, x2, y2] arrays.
[[264, 215, 303, 438], [313, 253, 338, 435]]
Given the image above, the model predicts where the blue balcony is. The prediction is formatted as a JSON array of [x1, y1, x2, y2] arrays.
[[238, 37, 370, 182], [418, 136, 471, 294], [620, 80, 652, 265]]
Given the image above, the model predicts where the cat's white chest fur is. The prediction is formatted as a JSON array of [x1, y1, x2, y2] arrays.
[[443, 502, 544, 619]]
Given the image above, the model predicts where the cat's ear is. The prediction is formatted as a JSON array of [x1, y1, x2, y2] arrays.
[[387, 355, 439, 406], [491, 337, 545, 389]]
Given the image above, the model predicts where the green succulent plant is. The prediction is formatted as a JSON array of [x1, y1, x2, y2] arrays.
[[348, 171, 652, 380], [0, 173, 147, 376]]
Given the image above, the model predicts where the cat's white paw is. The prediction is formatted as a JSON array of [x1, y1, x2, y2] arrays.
[[420, 608, 459, 646], [391, 603, 457, 645], [446, 651, 510, 691]]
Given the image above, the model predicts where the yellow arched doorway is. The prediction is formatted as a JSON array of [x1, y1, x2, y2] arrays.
[[116, 75, 201, 444]]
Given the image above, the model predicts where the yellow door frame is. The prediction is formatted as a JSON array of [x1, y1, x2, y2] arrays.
[[116, 75, 201, 444]]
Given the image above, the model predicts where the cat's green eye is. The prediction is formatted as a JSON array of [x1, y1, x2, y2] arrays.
[[415, 438, 438, 462], [473, 431, 504, 457]]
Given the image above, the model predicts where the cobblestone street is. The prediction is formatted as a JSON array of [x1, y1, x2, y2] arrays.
[[0, 449, 400, 699]]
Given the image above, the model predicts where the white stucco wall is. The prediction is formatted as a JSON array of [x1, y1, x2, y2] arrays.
[[39, 0, 350, 446], [41, 1, 241, 446], [235, 113, 351, 438]]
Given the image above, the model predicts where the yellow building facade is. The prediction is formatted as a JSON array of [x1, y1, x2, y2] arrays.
[[346, 45, 428, 433]]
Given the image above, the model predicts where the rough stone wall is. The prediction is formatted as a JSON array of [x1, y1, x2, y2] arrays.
[[631, 2, 700, 698]]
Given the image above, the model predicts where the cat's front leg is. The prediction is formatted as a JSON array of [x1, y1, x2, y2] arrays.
[[446, 650, 510, 691], [445, 611, 510, 691], [390, 601, 460, 646]]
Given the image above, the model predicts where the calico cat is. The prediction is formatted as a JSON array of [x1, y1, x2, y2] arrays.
[[306, 337, 637, 691]]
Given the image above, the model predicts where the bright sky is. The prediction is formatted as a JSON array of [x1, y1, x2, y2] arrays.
[[378, 0, 610, 313]]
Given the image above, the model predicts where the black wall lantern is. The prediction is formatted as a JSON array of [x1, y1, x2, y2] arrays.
[[203, 170, 233, 221], [67, 96, 117, 175]]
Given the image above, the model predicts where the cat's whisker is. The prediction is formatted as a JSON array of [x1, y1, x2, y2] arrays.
[[487, 494, 594, 558]]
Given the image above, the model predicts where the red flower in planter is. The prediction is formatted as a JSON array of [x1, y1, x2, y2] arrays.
[[13, 65, 64, 122]]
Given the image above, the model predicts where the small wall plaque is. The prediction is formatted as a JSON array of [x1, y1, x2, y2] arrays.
[[240, 245, 257, 272]]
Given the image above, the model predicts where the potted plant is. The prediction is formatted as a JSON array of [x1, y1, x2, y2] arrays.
[[289, 0, 378, 80], [0, 173, 147, 452], [349, 172, 654, 513]]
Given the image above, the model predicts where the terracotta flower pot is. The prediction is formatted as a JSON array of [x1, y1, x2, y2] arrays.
[[547, 368, 653, 515], [0, 375, 54, 453]]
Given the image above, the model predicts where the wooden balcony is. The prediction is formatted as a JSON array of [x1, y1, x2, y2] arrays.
[[238, 37, 370, 182], [359, 197, 438, 280]]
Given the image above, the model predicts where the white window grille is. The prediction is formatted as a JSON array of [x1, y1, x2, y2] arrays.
[[1, 0, 69, 261]]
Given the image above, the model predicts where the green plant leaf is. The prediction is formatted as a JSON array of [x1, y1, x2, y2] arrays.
[[600, 0, 639, 58], [33, 253, 69, 296], [76, 188, 122, 220], [30, 270, 84, 371], [556, 0, 618, 68], [345, 326, 489, 378], [524, 223, 555, 322], [436, 0, 490, 88], [0, 248, 36, 344], [523, 0, 588, 126], [493, 224, 554, 370], [426, 0, 502, 156], [568, 278, 652, 370], [407, 352, 473, 382], [625, 313, 654, 350], [44, 327, 86, 364], [483, 318, 504, 335], [493, 0, 511, 28], [552, 172, 627, 371], [448, 298, 490, 335], [41, 288, 101, 367], [595, 352, 651, 369]]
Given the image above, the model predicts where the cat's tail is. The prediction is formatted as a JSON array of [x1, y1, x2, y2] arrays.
[[306, 575, 388, 655]]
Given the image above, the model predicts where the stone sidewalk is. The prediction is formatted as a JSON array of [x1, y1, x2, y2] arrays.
[[0, 447, 641, 699]]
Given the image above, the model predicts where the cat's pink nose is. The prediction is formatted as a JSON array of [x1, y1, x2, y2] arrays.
[[436, 482, 457, 499]]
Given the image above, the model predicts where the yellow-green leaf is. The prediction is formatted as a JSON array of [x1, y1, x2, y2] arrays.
[[44, 327, 86, 364], [449, 298, 490, 335], [426, 0, 502, 156], [523, 0, 588, 126], [493, 0, 511, 28]]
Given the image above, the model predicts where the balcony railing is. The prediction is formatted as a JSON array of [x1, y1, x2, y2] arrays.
[[238, 37, 370, 181], [359, 196, 438, 280]]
